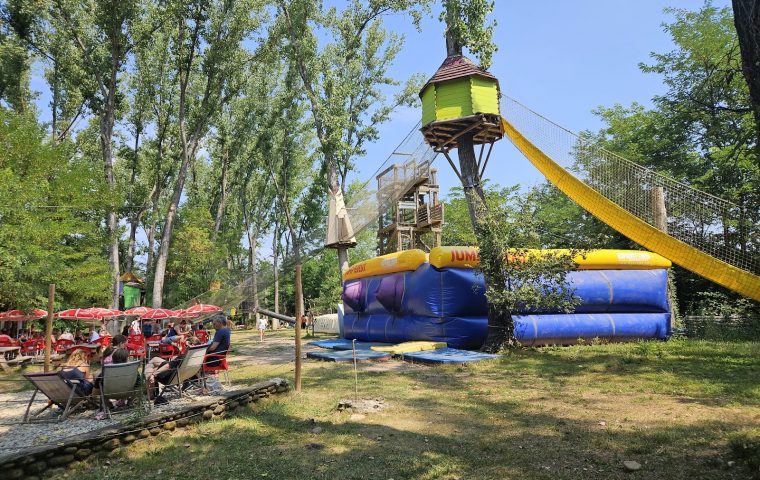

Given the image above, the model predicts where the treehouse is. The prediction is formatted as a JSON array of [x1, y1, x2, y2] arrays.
[[419, 55, 503, 152]]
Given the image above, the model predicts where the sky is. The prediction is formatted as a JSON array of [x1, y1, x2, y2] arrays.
[[28, 0, 732, 266], [348, 0, 732, 197]]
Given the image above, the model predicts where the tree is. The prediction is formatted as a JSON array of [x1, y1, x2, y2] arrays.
[[732, 0, 760, 160], [582, 3, 759, 314], [277, 0, 429, 274], [0, 0, 35, 113], [50, 0, 146, 308], [0, 109, 111, 309], [151, 0, 260, 307]]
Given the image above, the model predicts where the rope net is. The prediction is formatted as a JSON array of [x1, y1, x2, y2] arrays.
[[502, 96, 760, 276], [175, 122, 437, 314]]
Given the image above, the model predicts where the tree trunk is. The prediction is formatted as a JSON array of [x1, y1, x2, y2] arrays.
[[247, 222, 260, 324], [732, 0, 760, 166], [272, 220, 281, 328], [455, 133, 514, 352], [101, 97, 120, 309], [152, 138, 194, 307], [213, 149, 228, 239]]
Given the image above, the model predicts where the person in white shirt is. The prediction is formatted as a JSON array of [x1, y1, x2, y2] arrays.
[[58, 329, 74, 341], [257, 316, 268, 341], [130, 319, 141, 335], [87, 326, 100, 343]]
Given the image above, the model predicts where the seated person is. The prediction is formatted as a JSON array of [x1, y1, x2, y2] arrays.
[[205, 317, 230, 367], [74, 328, 84, 343], [121, 324, 130, 336], [177, 319, 191, 335], [160, 322, 184, 350], [59, 350, 94, 397], [58, 329, 75, 341], [145, 337, 202, 403], [93, 348, 131, 419], [87, 326, 100, 343], [100, 334, 127, 365]]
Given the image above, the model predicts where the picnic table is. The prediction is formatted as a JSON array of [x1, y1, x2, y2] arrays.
[[0, 345, 21, 371], [65, 343, 100, 359]]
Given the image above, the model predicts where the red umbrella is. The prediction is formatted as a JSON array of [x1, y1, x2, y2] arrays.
[[87, 307, 124, 318], [183, 304, 221, 316], [0, 309, 47, 321], [125, 306, 152, 316], [55, 308, 99, 320], [140, 308, 177, 320]]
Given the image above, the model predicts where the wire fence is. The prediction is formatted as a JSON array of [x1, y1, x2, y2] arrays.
[[502, 96, 760, 276]]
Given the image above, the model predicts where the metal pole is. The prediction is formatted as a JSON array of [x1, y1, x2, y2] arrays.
[[352, 339, 358, 401], [44, 284, 54, 372], [294, 264, 303, 393]]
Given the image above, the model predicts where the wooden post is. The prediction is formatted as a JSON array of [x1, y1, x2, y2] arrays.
[[652, 187, 667, 232], [651, 187, 679, 329], [44, 284, 55, 372], [294, 264, 303, 393]]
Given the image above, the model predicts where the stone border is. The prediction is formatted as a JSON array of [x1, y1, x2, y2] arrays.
[[0, 378, 289, 479]]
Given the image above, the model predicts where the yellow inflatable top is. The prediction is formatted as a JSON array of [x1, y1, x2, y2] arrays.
[[429, 246, 672, 270], [343, 249, 428, 280], [343, 246, 671, 280]]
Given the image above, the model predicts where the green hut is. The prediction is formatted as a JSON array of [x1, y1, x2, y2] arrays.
[[419, 55, 503, 150]]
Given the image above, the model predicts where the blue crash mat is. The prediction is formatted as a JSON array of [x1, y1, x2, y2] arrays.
[[307, 339, 393, 351], [306, 350, 392, 362], [399, 348, 498, 364]]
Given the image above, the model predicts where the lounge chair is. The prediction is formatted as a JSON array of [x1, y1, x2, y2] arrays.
[[23, 372, 90, 422], [99, 360, 141, 419], [158, 345, 208, 398]]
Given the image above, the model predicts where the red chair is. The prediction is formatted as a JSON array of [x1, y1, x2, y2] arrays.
[[94, 335, 112, 347], [147, 334, 162, 342], [126, 333, 146, 359], [195, 330, 209, 343], [202, 352, 230, 386], [54, 339, 74, 354], [21, 340, 39, 357], [158, 342, 179, 360]]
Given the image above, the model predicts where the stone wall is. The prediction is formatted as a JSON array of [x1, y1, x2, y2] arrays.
[[0, 378, 289, 480]]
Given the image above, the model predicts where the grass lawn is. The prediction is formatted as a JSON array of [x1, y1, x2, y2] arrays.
[[59, 331, 760, 479]]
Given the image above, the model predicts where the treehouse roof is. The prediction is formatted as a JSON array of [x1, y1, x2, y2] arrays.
[[420, 55, 499, 95]]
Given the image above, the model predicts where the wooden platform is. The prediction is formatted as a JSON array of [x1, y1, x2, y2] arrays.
[[420, 114, 503, 152]]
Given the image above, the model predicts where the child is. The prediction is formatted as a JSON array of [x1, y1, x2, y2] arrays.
[[257, 316, 268, 341]]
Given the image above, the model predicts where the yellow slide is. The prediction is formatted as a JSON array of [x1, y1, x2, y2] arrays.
[[371, 341, 448, 354], [501, 117, 760, 302]]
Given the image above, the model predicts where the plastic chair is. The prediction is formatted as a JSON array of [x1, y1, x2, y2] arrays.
[[126, 334, 146, 358], [202, 352, 230, 387], [158, 342, 179, 360], [54, 339, 74, 354], [95, 335, 112, 347], [23, 372, 89, 422], [195, 330, 209, 343], [157, 345, 208, 398], [99, 360, 141, 419]]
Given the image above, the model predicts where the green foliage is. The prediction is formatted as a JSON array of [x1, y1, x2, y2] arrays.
[[164, 207, 229, 307], [474, 198, 582, 342], [442, 183, 519, 246], [441, 0, 497, 68], [579, 3, 760, 315], [0, 109, 111, 308]]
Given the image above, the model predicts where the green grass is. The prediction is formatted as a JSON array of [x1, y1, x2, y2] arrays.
[[55, 336, 760, 479]]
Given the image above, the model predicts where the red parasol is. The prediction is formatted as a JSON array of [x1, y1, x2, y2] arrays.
[[0, 309, 47, 321], [55, 308, 99, 320], [125, 306, 152, 316], [183, 304, 221, 316], [87, 307, 124, 318], [140, 308, 177, 320]]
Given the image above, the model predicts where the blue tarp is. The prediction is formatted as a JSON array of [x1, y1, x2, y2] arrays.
[[399, 348, 498, 364], [306, 350, 392, 362], [307, 339, 393, 351]]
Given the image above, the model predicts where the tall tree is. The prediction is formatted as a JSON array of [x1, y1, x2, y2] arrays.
[[0, 0, 35, 113], [277, 0, 428, 274], [151, 0, 260, 307], [732, 0, 760, 160], [51, 0, 144, 307]]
